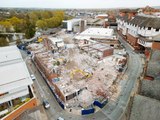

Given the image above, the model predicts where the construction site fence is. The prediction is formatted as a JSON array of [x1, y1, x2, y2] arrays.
[[93, 99, 108, 108], [81, 108, 95, 115], [32, 59, 65, 110], [49, 86, 65, 109]]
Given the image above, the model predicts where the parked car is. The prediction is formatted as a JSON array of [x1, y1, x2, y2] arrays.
[[43, 100, 50, 109], [57, 117, 64, 120], [26, 50, 31, 54], [30, 74, 36, 81]]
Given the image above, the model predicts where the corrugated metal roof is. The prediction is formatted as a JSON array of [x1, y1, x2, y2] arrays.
[[0, 46, 23, 64], [0, 62, 33, 93]]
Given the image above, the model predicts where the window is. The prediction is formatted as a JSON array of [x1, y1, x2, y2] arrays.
[[148, 27, 151, 30], [156, 29, 159, 32], [66, 92, 76, 101]]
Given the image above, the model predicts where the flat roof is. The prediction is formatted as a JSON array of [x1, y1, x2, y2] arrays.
[[62, 18, 81, 23], [0, 61, 33, 93], [48, 37, 64, 43], [80, 28, 114, 37], [0, 46, 23, 64], [96, 14, 108, 17]]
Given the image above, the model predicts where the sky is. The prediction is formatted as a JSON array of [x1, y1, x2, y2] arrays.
[[0, 0, 160, 9]]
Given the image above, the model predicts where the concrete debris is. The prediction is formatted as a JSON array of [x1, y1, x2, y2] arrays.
[[29, 32, 126, 109]]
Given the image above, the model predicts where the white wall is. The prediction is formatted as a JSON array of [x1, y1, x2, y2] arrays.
[[0, 86, 29, 104], [138, 27, 160, 37], [137, 39, 152, 47], [117, 17, 160, 38]]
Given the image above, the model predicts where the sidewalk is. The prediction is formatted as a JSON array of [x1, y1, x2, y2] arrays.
[[16, 105, 48, 120]]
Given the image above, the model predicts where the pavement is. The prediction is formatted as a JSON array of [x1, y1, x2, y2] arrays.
[[130, 95, 160, 120], [20, 32, 144, 120]]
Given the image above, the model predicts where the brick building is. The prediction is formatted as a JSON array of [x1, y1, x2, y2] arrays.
[[117, 14, 160, 51]]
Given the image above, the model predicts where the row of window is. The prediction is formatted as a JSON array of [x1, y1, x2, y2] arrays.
[[118, 21, 160, 32]]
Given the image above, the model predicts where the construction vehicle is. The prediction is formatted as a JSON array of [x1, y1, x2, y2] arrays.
[[70, 69, 92, 79], [38, 37, 43, 42]]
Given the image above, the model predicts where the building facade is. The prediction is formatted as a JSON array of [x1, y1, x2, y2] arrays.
[[117, 14, 160, 51]]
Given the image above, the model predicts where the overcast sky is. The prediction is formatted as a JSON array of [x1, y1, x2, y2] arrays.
[[1, 0, 160, 9]]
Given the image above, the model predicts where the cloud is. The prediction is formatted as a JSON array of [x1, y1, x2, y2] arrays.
[[0, 0, 160, 8]]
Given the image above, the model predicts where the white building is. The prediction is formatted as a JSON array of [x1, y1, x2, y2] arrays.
[[0, 46, 36, 120], [62, 19, 81, 32], [117, 14, 160, 50], [74, 28, 117, 47], [48, 37, 64, 48], [0, 62, 33, 104], [76, 28, 115, 39], [0, 46, 23, 65], [95, 14, 108, 19]]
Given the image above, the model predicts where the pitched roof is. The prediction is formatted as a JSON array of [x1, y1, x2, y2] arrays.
[[139, 17, 160, 29], [0, 61, 33, 93], [130, 16, 147, 26], [130, 15, 160, 29], [117, 15, 129, 22]]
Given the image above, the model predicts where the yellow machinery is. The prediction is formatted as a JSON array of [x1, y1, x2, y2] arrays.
[[38, 37, 43, 42], [70, 69, 92, 80]]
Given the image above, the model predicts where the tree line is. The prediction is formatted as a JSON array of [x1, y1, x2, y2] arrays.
[[0, 10, 65, 39]]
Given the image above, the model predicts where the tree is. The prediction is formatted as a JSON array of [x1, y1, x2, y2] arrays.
[[9, 17, 24, 32], [24, 15, 35, 39], [16, 39, 22, 45], [40, 11, 51, 19], [0, 21, 12, 32], [29, 12, 39, 24], [0, 37, 9, 47], [36, 20, 47, 29]]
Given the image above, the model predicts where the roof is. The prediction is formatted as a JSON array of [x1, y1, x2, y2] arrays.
[[117, 14, 130, 22], [0, 46, 23, 65], [119, 9, 137, 13], [62, 18, 81, 23], [96, 14, 108, 17], [130, 15, 160, 29], [0, 61, 33, 93], [48, 37, 63, 43], [80, 28, 114, 37]]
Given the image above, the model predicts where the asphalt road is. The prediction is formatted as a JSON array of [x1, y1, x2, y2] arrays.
[[100, 35, 143, 120], [21, 33, 143, 120]]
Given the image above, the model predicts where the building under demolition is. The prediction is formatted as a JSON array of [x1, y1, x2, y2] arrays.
[[28, 35, 126, 112]]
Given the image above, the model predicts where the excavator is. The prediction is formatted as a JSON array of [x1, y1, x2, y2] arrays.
[[70, 69, 92, 80]]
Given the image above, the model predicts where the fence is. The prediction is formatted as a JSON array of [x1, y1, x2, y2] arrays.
[[93, 99, 108, 108], [81, 108, 95, 115], [33, 60, 65, 109]]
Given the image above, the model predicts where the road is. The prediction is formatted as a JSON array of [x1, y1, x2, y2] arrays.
[[21, 33, 143, 120], [99, 34, 143, 120]]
